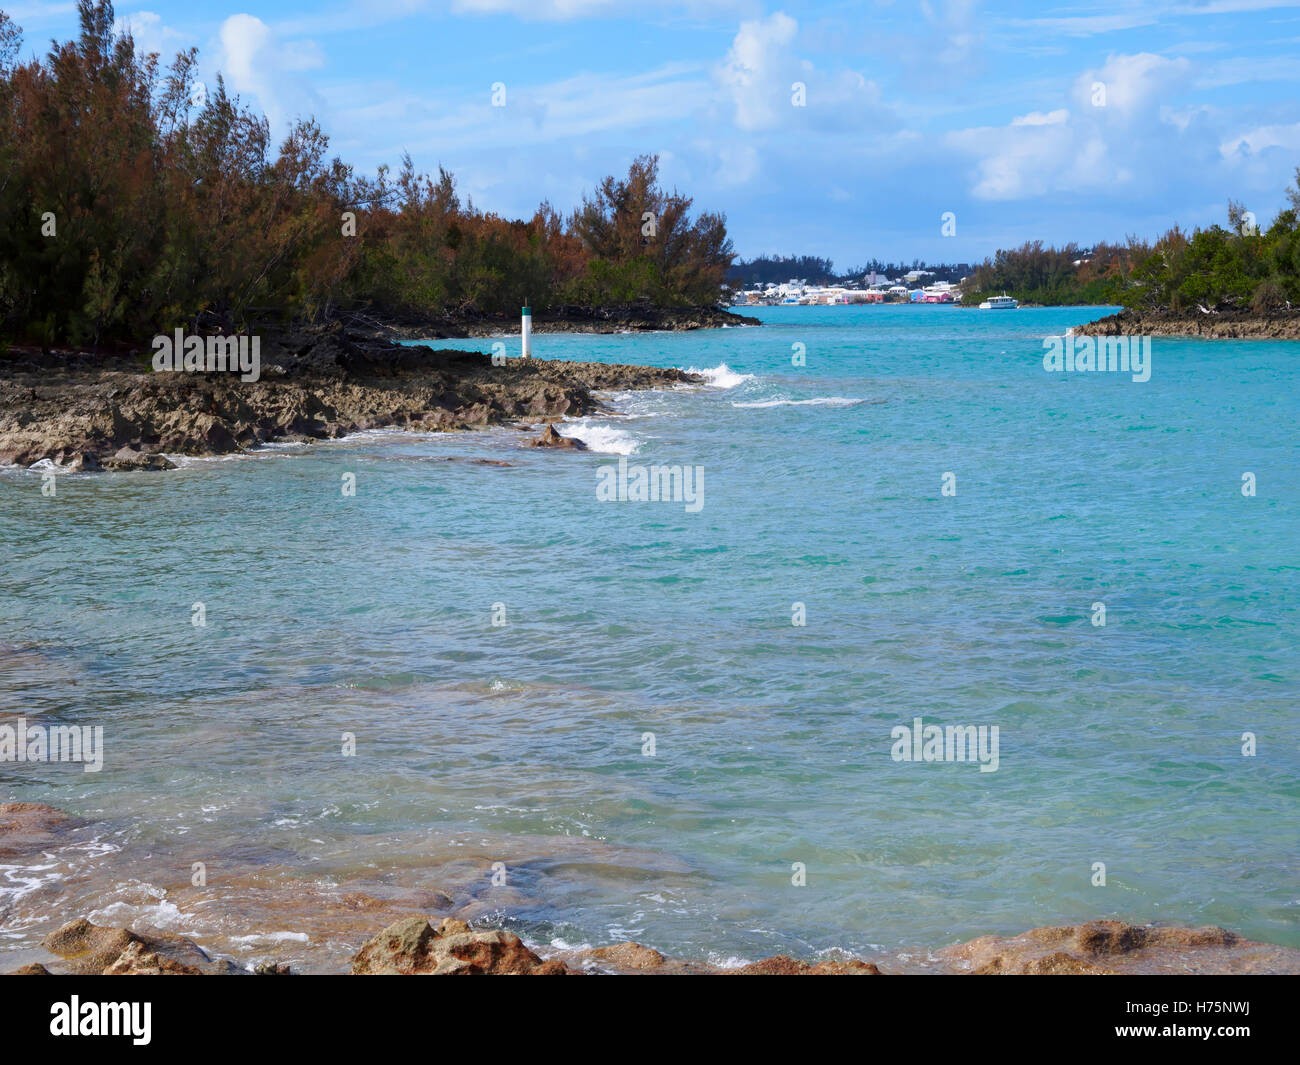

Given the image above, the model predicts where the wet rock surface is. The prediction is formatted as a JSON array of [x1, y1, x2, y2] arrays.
[[527, 424, 587, 449], [351, 916, 573, 975], [936, 920, 1298, 975], [0, 325, 700, 469], [0, 801, 82, 860], [40, 917, 239, 975], [11, 912, 1300, 976]]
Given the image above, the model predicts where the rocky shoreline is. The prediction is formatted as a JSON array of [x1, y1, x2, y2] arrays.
[[346, 302, 760, 341], [3, 804, 1297, 976], [0, 324, 701, 470], [11, 908, 1296, 977], [1074, 306, 1300, 339]]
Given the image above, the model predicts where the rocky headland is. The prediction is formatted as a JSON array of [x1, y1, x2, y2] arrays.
[[0, 325, 700, 470], [1074, 305, 1300, 339]]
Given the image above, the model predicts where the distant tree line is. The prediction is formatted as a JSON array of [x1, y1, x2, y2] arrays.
[[962, 172, 1300, 310], [729, 255, 838, 285], [0, 3, 735, 350], [729, 255, 971, 286]]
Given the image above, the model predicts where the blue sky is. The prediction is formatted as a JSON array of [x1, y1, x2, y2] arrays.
[[7, 0, 1300, 267]]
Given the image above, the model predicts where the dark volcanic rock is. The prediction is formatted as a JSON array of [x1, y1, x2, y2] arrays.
[[0, 325, 699, 469], [1074, 306, 1300, 339], [528, 424, 587, 450]]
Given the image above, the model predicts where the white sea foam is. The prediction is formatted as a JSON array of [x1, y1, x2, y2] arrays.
[[559, 418, 640, 455], [731, 396, 870, 409], [594, 390, 668, 418], [683, 363, 754, 389], [0, 860, 64, 904], [230, 931, 310, 945], [91, 894, 191, 932]]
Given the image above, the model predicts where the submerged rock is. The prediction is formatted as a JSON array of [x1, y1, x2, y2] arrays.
[[939, 920, 1292, 975], [0, 801, 81, 860], [580, 942, 668, 971]]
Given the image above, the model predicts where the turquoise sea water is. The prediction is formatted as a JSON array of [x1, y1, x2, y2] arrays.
[[1, 305, 1297, 969]]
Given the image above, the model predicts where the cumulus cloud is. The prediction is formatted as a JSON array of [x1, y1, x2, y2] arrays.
[[947, 52, 1204, 201], [1011, 109, 1069, 126], [1070, 52, 1192, 118], [1220, 121, 1300, 157], [114, 10, 190, 62], [217, 14, 328, 139], [717, 11, 801, 132], [715, 11, 890, 134]]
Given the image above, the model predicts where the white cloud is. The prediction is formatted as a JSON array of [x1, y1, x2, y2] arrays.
[[1070, 52, 1191, 118], [1011, 109, 1069, 126], [717, 11, 800, 132], [217, 14, 328, 140], [947, 53, 1196, 200], [1221, 122, 1300, 157], [449, 0, 746, 18], [715, 11, 889, 134], [113, 10, 190, 62]]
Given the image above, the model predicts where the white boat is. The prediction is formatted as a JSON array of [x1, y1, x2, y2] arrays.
[[979, 294, 1018, 309]]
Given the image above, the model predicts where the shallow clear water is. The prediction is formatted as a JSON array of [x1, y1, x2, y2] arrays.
[[2, 305, 1297, 970]]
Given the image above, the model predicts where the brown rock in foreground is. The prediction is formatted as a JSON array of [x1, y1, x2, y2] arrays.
[[582, 942, 668, 971], [40, 917, 235, 975], [732, 955, 884, 975], [102, 940, 203, 975], [939, 920, 1297, 975], [351, 916, 573, 975]]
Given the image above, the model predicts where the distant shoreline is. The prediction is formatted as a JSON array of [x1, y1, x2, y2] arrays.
[[1073, 306, 1300, 339], [353, 303, 759, 340]]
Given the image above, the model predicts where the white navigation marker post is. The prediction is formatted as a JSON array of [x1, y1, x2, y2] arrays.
[[521, 300, 532, 359]]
